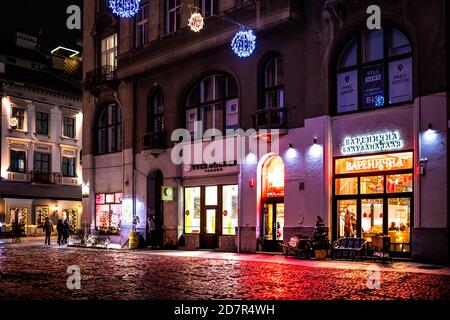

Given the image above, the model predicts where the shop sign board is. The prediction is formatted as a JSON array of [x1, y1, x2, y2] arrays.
[[183, 160, 239, 178], [341, 131, 403, 155]]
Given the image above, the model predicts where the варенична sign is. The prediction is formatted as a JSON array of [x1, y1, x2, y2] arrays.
[[341, 131, 403, 155]]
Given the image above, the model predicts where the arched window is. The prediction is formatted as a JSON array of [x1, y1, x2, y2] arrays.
[[144, 89, 165, 149], [264, 55, 284, 110], [96, 104, 122, 155], [335, 27, 412, 113], [186, 73, 238, 134]]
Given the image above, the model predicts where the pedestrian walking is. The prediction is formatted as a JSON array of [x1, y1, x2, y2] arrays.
[[147, 215, 156, 248], [43, 217, 54, 245], [63, 218, 70, 244], [56, 219, 64, 245]]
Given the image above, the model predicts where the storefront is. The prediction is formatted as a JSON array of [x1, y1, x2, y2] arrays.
[[95, 192, 123, 234], [333, 151, 414, 257], [182, 162, 239, 251]]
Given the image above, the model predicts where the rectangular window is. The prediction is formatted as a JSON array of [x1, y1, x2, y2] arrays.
[[362, 29, 384, 63], [101, 33, 118, 70], [222, 185, 238, 235], [198, 0, 218, 17], [34, 153, 50, 173], [36, 112, 49, 135], [335, 177, 358, 195], [63, 117, 75, 138], [35, 206, 49, 227], [387, 174, 413, 193], [62, 157, 76, 177], [166, 0, 181, 34], [10, 150, 26, 173], [336, 70, 358, 113], [337, 200, 357, 238], [388, 198, 411, 253], [360, 175, 384, 194], [11, 107, 25, 130], [95, 192, 122, 234], [135, 2, 148, 47], [184, 187, 201, 234], [361, 198, 384, 238]]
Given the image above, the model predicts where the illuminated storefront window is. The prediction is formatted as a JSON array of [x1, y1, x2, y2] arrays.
[[63, 208, 78, 232], [263, 155, 285, 198], [334, 151, 413, 256], [222, 185, 238, 235], [35, 206, 49, 227], [184, 187, 201, 234], [95, 192, 122, 234]]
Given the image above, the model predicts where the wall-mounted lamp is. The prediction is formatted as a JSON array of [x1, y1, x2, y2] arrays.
[[289, 143, 293, 149], [419, 158, 428, 176], [427, 123, 434, 133], [313, 138, 318, 145]]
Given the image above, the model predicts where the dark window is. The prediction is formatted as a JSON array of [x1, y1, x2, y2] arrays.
[[197, 0, 218, 17], [335, 27, 413, 114], [263, 55, 284, 110], [135, 2, 148, 47], [34, 153, 50, 173], [62, 157, 76, 177], [63, 117, 75, 138], [96, 104, 123, 155], [147, 89, 165, 133], [10, 150, 26, 173], [11, 107, 25, 130], [36, 112, 49, 135], [186, 74, 238, 135], [166, 0, 181, 34]]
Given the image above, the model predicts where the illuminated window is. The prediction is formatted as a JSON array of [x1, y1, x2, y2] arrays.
[[11, 107, 25, 130], [337, 200, 357, 238], [10, 150, 26, 173], [222, 185, 238, 235], [360, 175, 384, 194], [262, 155, 285, 198], [101, 33, 117, 70], [388, 198, 411, 253], [361, 198, 383, 242], [387, 174, 413, 193], [184, 187, 201, 234], [95, 192, 122, 234], [335, 177, 358, 195]]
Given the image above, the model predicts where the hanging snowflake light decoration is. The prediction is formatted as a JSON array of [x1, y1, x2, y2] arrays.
[[188, 12, 204, 32], [109, 0, 141, 18], [231, 29, 256, 58]]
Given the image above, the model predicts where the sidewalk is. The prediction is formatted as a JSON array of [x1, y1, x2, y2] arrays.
[[2, 236, 449, 276]]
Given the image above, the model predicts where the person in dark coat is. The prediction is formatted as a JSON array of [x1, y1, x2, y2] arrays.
[[56, 219, 64, 245], [63, 218, 70, 244], [43, 217, 54, 245]]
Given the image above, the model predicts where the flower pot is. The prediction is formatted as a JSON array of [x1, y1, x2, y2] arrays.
[[314, 249, 327, 260]]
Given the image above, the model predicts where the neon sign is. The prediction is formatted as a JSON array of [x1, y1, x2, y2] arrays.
[[341, 131, 403, 155]]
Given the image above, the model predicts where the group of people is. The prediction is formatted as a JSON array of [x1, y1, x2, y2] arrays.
[[42, 217, 71, 245]]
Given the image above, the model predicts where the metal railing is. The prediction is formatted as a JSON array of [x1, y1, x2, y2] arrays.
[[143, 132, 167, 150], [31, 171, 61, 185], [85, 65, 117, 88], [253, 107, 288, 130]]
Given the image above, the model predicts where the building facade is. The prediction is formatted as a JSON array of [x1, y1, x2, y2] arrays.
[[0, 31, 83, 236], [82, 0, 448, 262]]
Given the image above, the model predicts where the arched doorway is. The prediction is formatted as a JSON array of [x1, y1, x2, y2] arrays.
[[260, 155, 285, 252], [147, 170, 164, 248]]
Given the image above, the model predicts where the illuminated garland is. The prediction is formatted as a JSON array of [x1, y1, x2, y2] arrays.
[[188, 12, 204, 32], [109, 0, 141, 18], [231, 29, 256, 58]]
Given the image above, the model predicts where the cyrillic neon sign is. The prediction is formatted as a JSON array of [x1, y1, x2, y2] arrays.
[[341, 131, 403, 155]]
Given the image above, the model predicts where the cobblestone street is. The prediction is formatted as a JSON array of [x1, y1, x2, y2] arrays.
[[0, 240, 449, 300]]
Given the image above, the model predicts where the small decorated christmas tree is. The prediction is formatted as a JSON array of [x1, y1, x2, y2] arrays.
[[312, 216, 331, 250]]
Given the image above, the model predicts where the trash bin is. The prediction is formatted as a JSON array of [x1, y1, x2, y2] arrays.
[[129, 231, 139, 249]]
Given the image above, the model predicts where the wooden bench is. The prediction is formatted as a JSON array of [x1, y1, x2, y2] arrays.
[[331, 237, 367, 260], [280, 235, 313, 259]]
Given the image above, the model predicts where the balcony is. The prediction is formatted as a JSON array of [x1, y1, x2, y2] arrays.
[[253, 107, 288, 130], [31, 171, 61, 185], [143, 132, 167, 151], [85, 65, 120, 94]]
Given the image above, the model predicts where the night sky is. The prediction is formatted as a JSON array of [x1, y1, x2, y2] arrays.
[[0, 0, 83, 52]]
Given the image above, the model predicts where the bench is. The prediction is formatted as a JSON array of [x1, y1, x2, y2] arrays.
[[280, 235, 313, 259], [331, 237, 367, 260]]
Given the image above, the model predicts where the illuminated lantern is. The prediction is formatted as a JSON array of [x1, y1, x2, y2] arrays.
[[231, 29, 256, 58], [9, 117, 18, 127], [109, 0, 141, 18], [188, 12, 204, 32]]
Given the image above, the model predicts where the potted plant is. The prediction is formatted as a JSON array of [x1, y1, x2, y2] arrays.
[[312, 216, 331, 259]]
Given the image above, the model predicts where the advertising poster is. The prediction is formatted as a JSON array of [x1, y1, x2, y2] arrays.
[[225, 98, 239, 130], [389, 58, 412, 104], [362, 64, 384, 108], [337, 70, 358, 113]]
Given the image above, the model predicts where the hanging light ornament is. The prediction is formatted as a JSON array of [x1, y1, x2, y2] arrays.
[[231, 29, 256, 58], [109, 0, 141, 18], [188, 12, 204, 32]]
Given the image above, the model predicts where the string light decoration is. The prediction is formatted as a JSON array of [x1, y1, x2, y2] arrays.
[[374, 95, 385, 107], [188, 12, 204, 32], [231, 29, 256, 58], [109, 0, 141, 18]]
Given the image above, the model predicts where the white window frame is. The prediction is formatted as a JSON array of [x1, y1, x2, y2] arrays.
[[166, 0, 181, 34], [101, 33, 118, 70], [135, 3, 148, 47]]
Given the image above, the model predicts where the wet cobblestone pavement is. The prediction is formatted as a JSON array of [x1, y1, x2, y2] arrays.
[[0, 244, 449, 300]]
